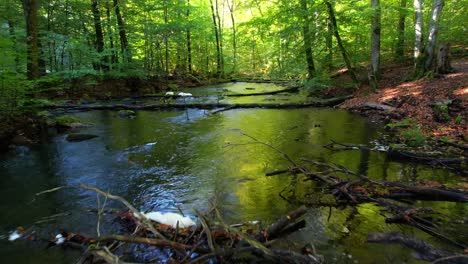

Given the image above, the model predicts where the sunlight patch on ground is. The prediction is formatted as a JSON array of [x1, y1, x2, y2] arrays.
[[432, 126, 458, 137], [445, 72, 466, 79], [453, 87, 468, 96], [380, 83, 424, 102]]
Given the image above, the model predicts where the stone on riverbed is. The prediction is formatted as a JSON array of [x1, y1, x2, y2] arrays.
[[118, 110, 136, 118], [66, 134, 98, 142]]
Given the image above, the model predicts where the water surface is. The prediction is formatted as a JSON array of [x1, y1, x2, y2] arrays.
[[0, 83, 465, 263]]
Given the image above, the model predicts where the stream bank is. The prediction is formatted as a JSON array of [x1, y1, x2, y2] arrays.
[[340, 59, 467, 145]]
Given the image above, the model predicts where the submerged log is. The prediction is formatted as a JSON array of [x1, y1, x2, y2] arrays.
[[66, 134, 98, 142], [367, 232, 456, 262]]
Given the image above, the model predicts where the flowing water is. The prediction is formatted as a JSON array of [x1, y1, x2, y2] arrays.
[[0, 83, 465, 263]]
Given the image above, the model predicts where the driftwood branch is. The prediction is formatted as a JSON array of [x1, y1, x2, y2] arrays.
[[255, 206, 307, 242]]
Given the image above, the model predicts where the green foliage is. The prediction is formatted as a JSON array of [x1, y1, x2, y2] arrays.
[[0, 71, 31, 117], [55, 115, 80, 126], [401, 127, 426, 147], [454, 116, 464, 124], [1, 0, 465, 84], [433, 104, 450, 122], [167, 83, 180, 91], [104, 68, 146, 80], [302, 75, 333, 94], [385, 118, 414, 129]]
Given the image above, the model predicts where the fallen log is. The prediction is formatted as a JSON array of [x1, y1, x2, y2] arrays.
[[381, 186, 468, 202], [255, 206, 307, 242], [45, 96, 352, 112], [325, 140, 465, 166]]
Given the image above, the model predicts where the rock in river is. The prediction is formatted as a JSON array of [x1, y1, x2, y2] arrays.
[[118, 110, 136, 118], [66, 134, 98, 142]]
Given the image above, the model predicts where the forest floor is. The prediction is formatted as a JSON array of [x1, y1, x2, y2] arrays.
[[340, 59, 467, 144]]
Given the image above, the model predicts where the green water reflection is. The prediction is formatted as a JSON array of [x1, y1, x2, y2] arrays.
[[0, 106, 465, 263]]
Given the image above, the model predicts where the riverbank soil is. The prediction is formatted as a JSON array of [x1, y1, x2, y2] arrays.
[[341, 59, 467, 143]]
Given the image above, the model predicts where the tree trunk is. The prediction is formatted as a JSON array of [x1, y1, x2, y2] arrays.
[[7, 21, 20, 72], [300, 0, 316, 80], [22, 0, 40, 79], [186, 0, 192, 73], [370, 0, 381, 90], [90, 0, 108, 71], [46, 0, 55, 73], [325, 16, 333, 70], [413, 0, 423, 61], [106, 1, 118, 65], [113, 0, 130, 63], [325, 1, 358, 83], [395, 0, 407, 60], [215, 0, 224, 74], [436, 43, 453, 74], [370, 0, 381, 78], [163, 3, 169, 75], [227, 0, 237, 73], [424, 0, 444, 71], [209, 0, 221, 76]]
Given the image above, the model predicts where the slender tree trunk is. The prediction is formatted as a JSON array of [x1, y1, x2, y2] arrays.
[[325, 1, 358, 83], [7, 21, 20, 72], [227, 0, 237, 73], [209, 0, 221, 76], [325, 16, 333, 70], [163, 3, 169, 75], [38, 39, 47, 75], [90, 0, 108, 70], [216, 0, 224, 74], [395, 0, 407, 60], [424, 0, 444, 71], [106, 1, 118, 65], [186, 0, 193, 73], [113, 0, 130, 63], [370, 0, 381, 90], [46, 0, 54, 73], [22, 0, 40, 79], [413, 0, 423, 61], [300, 0, 315, 79]]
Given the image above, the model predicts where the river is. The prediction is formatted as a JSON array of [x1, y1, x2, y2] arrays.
[[0, 83, 465, 263]]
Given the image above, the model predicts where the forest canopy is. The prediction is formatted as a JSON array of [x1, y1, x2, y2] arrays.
[[1, 0, 465, 81]]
